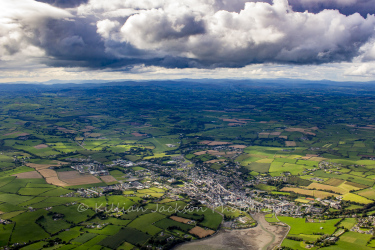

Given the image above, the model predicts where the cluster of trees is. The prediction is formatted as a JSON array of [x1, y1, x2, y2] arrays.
[[146, 236, 191, 249], [103, 189, 123, 195], [286, 236, 303, 241], [43, 238, 66, 248]]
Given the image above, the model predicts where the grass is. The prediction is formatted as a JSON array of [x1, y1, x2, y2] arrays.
[[0, 224, 14, 247], [154, 218, 194, 232], [127, 212, 166, 235], [121, 208, 151, 220], [265, 214, 279, 223], [307, 182, 347, 194], [39, 188, 71, 197], [356, 188, 375, 200], [117, 242, 135, 250], [143, 137, 179, 153], [106, 196, 135, 211], [281, 238, 304, 249], [330, 231, 373, 250], [10, 209, 49, 243], [109, 170, 126, 181], [247, 162, 270, 173], [51, 205, 95, 223], [37, 215, 71, 234], [71, 233, 97, 244], [31, 197, 83, 208], [18, 196, 48, 206], [18, 187, 54, 196], [313, 171, 374, 186], [255, 184, 277, 191], [271, 191, 290, 196], [0, 193, 33, 205], [88, 217, 131, 226], [0, 203, 23, 212], [19, 241, 46, 250], [280, 187, 334, 199], [295, 198, 310, 203], [0, 179, 28, 193], [51, 230, 82, 242], [99, 227, 151, 248], [0, 210, 24, 220], [0, 166, 34, 178], [194, 207, 222, 230], [0, 177, 16, 188], [338, 218, 357, 229], [75, 235, 107, 248], [86, 225, 122, 235], [342, 193, 373, 204], [278, 216, 340, 235]]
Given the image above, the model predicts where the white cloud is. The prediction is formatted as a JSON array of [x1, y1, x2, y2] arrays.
[[92, 0, 375, 67], [2, 0, 375, 81], [0, 0, 71, 62], [345, 62, 375, 76]]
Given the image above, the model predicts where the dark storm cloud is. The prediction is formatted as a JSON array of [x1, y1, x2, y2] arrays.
[[36, 0, 89, 8], [216, 0, 375, 16], [288, 0, 375, 17], [2, 0, 375, 70]]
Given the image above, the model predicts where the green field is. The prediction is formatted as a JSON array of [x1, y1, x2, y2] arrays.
[[278, 217, 340, 235], [154, 218, 194, 231], [337, 218, 356, 229], [1, 80, 375, 249], [127, 212, 166, 235], [99, 227, 151, 248]]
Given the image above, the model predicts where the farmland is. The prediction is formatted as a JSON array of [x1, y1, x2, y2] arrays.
[[1, 81, 375, 249]]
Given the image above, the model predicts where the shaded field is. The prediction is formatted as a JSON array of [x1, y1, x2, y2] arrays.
[[58, 171, 102, 186], [99, 227, 150, 248]]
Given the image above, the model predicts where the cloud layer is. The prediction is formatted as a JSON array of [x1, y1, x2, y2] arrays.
[[2, 0, 375, 71]]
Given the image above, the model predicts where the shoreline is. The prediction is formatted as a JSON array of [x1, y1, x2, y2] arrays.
[[174, 213, 289, 250]]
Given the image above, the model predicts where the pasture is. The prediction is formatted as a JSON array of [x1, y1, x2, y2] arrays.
[[99, 227, 151, 248], [127, 212, 166, 235], [278, 217, 340, 235]]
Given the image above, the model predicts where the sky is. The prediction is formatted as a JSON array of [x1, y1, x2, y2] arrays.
[[1, 0, 375, 83]]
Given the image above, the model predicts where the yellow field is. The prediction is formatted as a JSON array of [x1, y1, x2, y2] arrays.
[[356, 189, 375, 200], [338, 182, 362, 192], [256, 158, 274, 163], [314, 190, 336, 199], [342, 193, 373, 204], [309, 157, 327, 162], [295, 198, 310, 203], [307, 183, 347, 194], [281, 187, 314, 196], [324, 178, 345, 187], [281, 187, 335, 199]]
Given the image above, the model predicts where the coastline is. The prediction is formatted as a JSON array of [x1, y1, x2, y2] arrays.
[[174, 213, 289, 250]]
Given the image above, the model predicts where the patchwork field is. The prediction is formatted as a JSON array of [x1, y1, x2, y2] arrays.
[[57, 171, 102, 186], [2, 80, 375, 249], [307, 183, 347, 194], [189, 226, 215, 238], [100, 175, 117, 184], [342, 193, 373, 204], [13, 171, 42, 179], [280, 187, 334, 199], [356, 188, 375, 200]]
